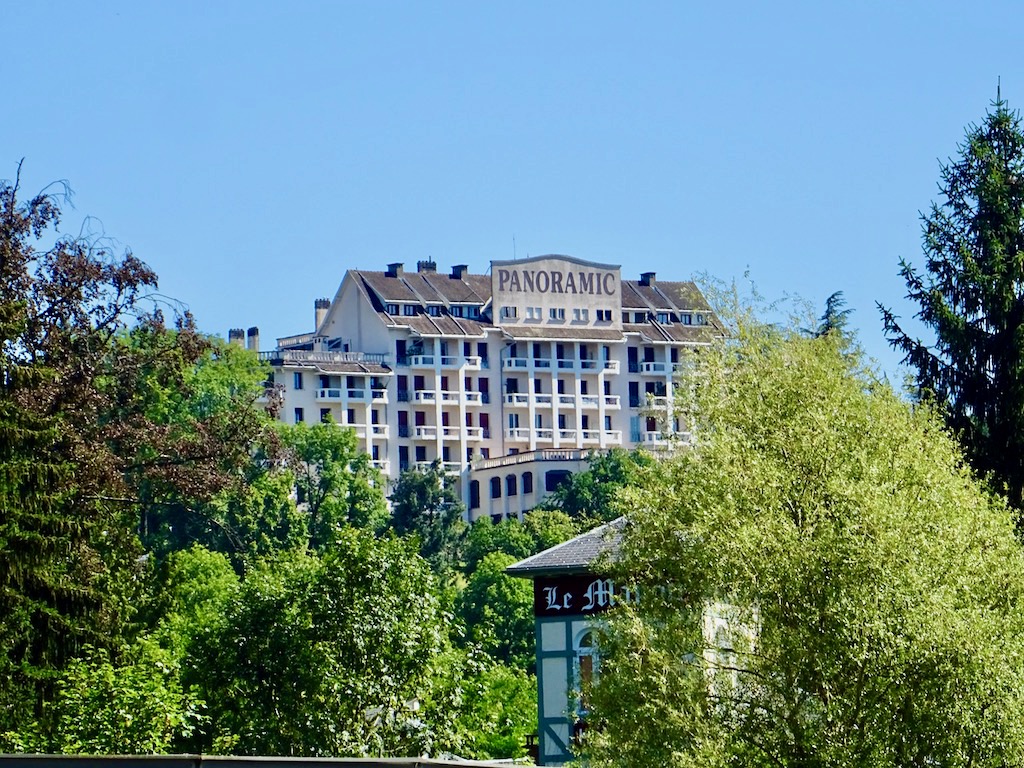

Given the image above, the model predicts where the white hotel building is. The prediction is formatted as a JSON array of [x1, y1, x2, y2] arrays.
[[242, 255, 720, 521]]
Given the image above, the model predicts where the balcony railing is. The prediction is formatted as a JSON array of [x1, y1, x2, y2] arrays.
[[465, 426, 484, 440], [640, 361, 668, 374], [505, 393, 530, 407], [316, 387, 381, 403], [581, 429, 623, 443], [505, 428, 530, 441], [413, 390, 436, 403], [261, 350, 387, 366], [441, 426, 461, 440], [370, 424, 389, 438], [414, 425, 437, 439], [371, 459, 390, 473]]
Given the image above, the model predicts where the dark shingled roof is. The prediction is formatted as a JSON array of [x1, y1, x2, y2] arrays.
[[506, 517, 625, 577], [502, 326, 626, 341]]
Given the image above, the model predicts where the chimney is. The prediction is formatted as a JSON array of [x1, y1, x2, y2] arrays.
[[451, 264, 468, 279], [640, 272, 656, 287], [417, 259, 437, 273], [314, 298, 330, 329], [246, 326, 260, 351], [228, 328, 245, 347], [386, 262, 404, 277]]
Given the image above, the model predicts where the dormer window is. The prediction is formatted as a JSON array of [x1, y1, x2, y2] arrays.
[[427, 305, 442, 317], [657, 312, 669, 324], [403, 304, 418, 316], [386, 303, 399, 315], [468, 306, 481, 319], [682, 313, 693, 325], [696, 313, 707, 325]]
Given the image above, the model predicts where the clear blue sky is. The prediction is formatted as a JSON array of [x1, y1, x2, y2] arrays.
[[5, 1, 1024, 378]]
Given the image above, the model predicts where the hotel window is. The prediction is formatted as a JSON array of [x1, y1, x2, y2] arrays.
[[657, 312, 669, 324], [490, 477, 502, 499], [634, 312, 647, 323], [293, 372, 303, 390], [683, 313, 693, 325], [451, 305, 464, 317], [294, 407, 304, 423], [696, 313, 707, 325], [573, 308, 589, 322], [468, 306, 480, 318], [501, 306, 519, 319], [549, 307, 566, 321], [386, 303, 399, 315], [427, 305, 442, 316], [622, 311, 630, 323], [320, 408, 331, 423], [403, 304, 417, 316], [415, 446, 427, 462], [506, 474, 517, 497], [596, 309, 612, 322], [522, 471, 534, 494]]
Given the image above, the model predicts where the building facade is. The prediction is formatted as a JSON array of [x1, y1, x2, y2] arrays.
[[252, 255, 719, 520]]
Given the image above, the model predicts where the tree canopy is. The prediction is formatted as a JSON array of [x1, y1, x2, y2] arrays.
[[881, 96, 1024, 511], [587, 320, 1024, 768]]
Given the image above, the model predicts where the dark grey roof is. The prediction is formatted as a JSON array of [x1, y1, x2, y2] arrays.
[[506, 517, 625, 577]]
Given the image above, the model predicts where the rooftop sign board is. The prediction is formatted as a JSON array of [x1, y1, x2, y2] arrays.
[[491, 255, 622, 329]]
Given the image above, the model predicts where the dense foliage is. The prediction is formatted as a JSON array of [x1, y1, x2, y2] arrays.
[[586, 320, 1024, 767], [882, 97, 1024, 511], [0, 168, 577, 759]]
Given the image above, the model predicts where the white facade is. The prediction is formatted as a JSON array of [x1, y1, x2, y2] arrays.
[[252, 255, 719, 521]]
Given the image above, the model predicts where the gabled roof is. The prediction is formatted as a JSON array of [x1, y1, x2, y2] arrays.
[[506, 517, 625, 577]]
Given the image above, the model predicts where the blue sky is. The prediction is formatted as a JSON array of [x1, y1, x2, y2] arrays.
[[5, 1, 1024, 378]]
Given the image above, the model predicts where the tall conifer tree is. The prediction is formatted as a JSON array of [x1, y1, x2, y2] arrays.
[[881, 95, 1024, 510]]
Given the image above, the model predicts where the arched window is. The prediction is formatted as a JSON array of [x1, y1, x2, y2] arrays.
[[490, 476, 502, 499], [573, 629, 599, 716], [522, 471, 534, 494], [506, 474, 517, 497]]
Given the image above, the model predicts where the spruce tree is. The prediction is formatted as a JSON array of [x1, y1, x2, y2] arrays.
[[881, 95, 1024, 511]]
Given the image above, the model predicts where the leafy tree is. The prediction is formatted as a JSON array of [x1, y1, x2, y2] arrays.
[[0, 166, 271, 735], [806, 290, 853, 339], [457, 552, 535, 671], [29, 639, 204, 755], [586, 321, 1024, 768], [463, 515, 536, 573], [449, 655, 537, 760], [185, 529, 456, 756], [536, 448, 652, 526], [281, 420, 389, 545], [390, 461, 467, 574], [522, 509, 579, 552], [881, 96, 1024, 511]]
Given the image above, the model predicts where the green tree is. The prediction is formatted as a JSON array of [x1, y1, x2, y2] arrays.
[[463, 515, 536, 573], [457, 552, 535, 671], [536, 448, 652, 526], [522, 509, 579, 552], [390, 461, 467, 574], [186, 529, 456, 756], [587, 321, 1024, 768], [806, 290, 853, 339], [881, 96, 1024, 511], [450, 655, 537, 760], [281, 420, 389, 545]]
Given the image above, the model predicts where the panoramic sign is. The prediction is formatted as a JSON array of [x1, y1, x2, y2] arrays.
[[491, 255, 622, 327]]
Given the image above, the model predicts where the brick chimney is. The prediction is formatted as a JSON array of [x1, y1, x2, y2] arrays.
[[386, 262, 404, 277], [451, 264, 468, 279], [228, 328, 245, 347], [314, 298, 330, 329], [640, 272, 656, 287], [417, 259, 437, 273], [246, 326, 260, 351]]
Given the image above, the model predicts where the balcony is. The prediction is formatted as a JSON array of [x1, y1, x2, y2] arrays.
[[603, 359, 620, 373], [316, 388, 344, 401], [440, 426, 461, 440], [604, 395, 621, 409], [646, 395, 670, 407], [463, 355, 482, 370], [414, 460, 463, 474], [557, 429, 577, 441], [337, 422, 367, 438], [414, 425, 438, 439], [558, 394, 576, 406], [413, 390, 437, 403], [371, 459, 390, 473], [581, 429, 623, 443], [505, 393, 530, 407], [371, 388, 388, 403], [370, 424, 389, 438], [503, 357, 530, 370], [404, 354, 436, 368], [466, 426, 484, 440], [316, 387, 381, 403], [505, 427, 531, 441], [640, 361, 668, 375]]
